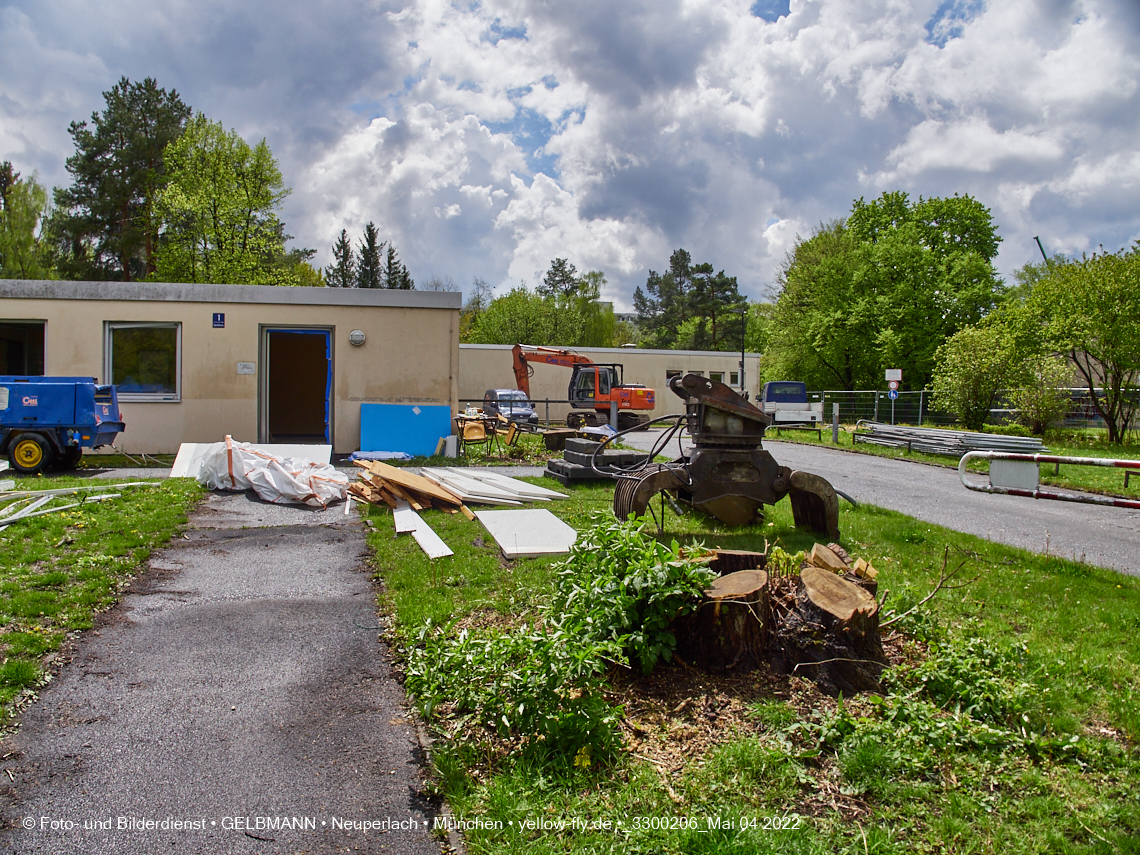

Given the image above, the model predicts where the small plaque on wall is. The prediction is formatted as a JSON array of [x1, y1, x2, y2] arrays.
[[213, 312, 225, 328], [237, 362, 256, 375]]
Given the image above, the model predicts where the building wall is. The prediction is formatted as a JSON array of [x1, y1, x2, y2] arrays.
[[459, 344, 763, 423], [0, 280, 461, 454]]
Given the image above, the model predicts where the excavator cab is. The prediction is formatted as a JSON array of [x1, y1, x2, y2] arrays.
[[570, 365, 615, 404]]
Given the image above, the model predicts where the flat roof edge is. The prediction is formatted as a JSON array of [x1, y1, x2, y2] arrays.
[[0, 279, 462, 310], [460, 343, 761, 358]]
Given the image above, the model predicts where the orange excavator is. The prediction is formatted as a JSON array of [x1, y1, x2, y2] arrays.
[[511, 344, 655, 430]]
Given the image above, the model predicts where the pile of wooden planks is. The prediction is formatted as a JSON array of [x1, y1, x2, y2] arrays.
[[348, 460, 476, 520]]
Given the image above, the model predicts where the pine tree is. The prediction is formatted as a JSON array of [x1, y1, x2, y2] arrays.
[[324, 229, 355, 288], [356, 222, 384, 289], [53, 77, 191, 281], [383, 243, 413, 289]]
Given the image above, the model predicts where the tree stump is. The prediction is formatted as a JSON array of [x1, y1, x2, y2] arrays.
[[708, 550, 767, 576], [769, 566, 886, 695], [675, 569, 769, 671]]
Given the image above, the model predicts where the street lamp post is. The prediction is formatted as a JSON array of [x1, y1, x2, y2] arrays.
[[734, 308, 747, 399]]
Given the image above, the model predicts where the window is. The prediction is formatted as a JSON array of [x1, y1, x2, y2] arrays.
[[730, 371, 740, 386], [0, 322, 45, 375], [105, 322, 181, 401], [666, 369, 682, 381], [710, 371, 724, 383]]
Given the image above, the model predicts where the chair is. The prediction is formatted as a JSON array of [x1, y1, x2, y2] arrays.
[[457, 416, 496, 458]]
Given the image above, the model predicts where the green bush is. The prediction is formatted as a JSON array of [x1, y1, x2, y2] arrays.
[[403, 515, 717, 768], [548, 513, 717, 673]]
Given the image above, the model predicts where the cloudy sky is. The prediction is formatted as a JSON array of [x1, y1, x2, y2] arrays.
[[2, 0, 1138, 308]]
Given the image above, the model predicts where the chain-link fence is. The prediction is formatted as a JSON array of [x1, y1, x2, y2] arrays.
[[814, 388, 1138, 430]]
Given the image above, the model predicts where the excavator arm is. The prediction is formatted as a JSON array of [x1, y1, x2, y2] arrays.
[[511, 344, 596, 398]]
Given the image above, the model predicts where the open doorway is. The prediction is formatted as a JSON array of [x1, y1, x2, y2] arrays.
[[0, 321, 45, 375], [262, 328, 331, 444]]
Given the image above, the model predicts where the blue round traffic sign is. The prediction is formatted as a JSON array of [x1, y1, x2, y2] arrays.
[[887, 389, 899, 400]]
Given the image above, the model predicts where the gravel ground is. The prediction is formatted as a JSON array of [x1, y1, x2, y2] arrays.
[[0, 491, 441, 855]]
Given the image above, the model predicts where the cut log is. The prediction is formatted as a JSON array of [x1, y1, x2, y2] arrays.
[[708, 549, 767, 576], [769, 566, 886, 696], [674, 569, 769, 672], [810, 542, 849, 573]]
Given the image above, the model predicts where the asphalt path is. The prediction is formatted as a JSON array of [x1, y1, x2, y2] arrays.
[[619, 429, 1140, 576], [0, 492, 441, 855]]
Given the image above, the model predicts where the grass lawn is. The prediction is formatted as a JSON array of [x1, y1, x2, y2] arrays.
[[0, 476, 201, 722], [768, 425, 1140, 499], [365, 476, 1140, 854]]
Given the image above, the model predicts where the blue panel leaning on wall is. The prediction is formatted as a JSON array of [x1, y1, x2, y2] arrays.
[[359, 403, 452, 457]]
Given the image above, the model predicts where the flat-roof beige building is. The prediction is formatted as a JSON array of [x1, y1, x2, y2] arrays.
[[0, 280, 461, 454], [459, 344, 762, 424]]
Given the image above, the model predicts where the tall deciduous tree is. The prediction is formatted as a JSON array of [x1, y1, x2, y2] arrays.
[[153, 113, 300, 285], [1024, 246, 1140, 444], [765, 193, 1005, 390], [325, 229, 355, 287], [468, 285, 555, 344], [0, 162, 53, 279], [53, 77, 191, 280]]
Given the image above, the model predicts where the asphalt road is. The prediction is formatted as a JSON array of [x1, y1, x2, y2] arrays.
[[0, 492, 441, 855], [619, 430, 1140, 576]]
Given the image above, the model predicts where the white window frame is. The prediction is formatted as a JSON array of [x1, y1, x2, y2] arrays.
[[104, 321, 182, 402]]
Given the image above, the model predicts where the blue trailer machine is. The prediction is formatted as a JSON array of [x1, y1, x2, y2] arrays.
[[0, 376, 125, 473]]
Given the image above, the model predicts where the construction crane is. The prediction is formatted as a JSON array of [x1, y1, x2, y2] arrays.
[[511, 344, 655, 430]]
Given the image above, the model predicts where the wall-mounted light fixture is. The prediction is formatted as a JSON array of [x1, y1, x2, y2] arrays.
[[348, 329, 366, 347]]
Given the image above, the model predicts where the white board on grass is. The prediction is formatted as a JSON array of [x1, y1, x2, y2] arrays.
[[171, 441, 332, 478], [474, 509, 577, 558], [392, 498, 452, 558], [444, 468, 568, 499]]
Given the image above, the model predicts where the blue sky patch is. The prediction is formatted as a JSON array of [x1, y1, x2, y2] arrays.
[[750, 0, 791, 22], [925, 0, 985, 48], [486, 106, 559, 177], [483, 19, 527, 45]]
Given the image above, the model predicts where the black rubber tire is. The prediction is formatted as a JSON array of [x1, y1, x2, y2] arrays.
[[59, 446, 83, 469], [9, 433, 53, 474]]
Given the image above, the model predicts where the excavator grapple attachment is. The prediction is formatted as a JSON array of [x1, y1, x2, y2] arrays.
[[610, 374, 841, 539]]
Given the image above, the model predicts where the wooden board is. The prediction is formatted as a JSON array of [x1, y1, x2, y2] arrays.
[[353, 460, 461, 506]]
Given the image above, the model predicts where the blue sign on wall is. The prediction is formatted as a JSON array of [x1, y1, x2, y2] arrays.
[[212, 312, 225, 328]]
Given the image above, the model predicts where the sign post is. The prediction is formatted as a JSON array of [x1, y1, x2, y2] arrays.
[[885, 370, 901, 426]]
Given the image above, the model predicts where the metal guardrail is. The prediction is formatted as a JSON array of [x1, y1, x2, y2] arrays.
[[959, 451, 1140, 509]]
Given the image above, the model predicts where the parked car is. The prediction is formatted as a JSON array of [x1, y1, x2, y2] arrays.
[[759, 381, 823, 424], [482, 389, 539, 426]]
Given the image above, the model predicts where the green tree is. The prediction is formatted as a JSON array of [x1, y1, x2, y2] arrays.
[[1009, 355, 1073, 435], [383, 243, 413, 289], [931, 325, 1021, 431], [763, 221, 878, 389], [0, 163, 53, 279], [153, 113, 304, 285], [539, 257, 579, 300], [765, 193, 1005, 390], [325, 229, 355, 288], [634, 249, 745, 350], [53, 77, 191, 280], [468, 285, 555, 345], [356, 223, 384, 289], [460, 276, 494, 342], [575, 270, 617, 347], [1024, 247, 1140, 444]]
